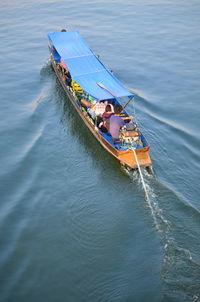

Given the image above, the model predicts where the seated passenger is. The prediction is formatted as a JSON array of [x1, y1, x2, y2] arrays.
[[102, 104, 113, 119], [80, 99, 93, 108], [93, 100, 107, 116], [109, 104, 125, 141], [95, 104, 113, 132], [57, 58, 72, 85], [80, 99, 107, 119], [107, 101, 115, 112], [63, 69, 72, 86], [101, 104, 114, 131]]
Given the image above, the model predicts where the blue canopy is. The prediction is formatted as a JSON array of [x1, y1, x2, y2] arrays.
[[48, 31, 134, 100]]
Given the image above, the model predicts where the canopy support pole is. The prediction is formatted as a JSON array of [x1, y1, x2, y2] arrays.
[[123, 96, 134, 110]]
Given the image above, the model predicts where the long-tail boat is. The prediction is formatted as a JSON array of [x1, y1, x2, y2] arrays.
[[47, 31, 152, 169]]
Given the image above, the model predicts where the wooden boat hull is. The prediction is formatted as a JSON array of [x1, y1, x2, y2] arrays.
[[50, 58, 152, 169]]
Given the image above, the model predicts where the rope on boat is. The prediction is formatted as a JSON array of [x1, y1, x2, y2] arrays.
[[132, 146, 150, 201], [128, 99, 160, 230], [132, 146, 160, 230]]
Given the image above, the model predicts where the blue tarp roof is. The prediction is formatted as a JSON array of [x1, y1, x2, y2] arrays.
[[48, 31, 134, 100]]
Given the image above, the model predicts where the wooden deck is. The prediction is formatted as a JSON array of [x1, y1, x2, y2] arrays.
[[118, 148, 152, 169]]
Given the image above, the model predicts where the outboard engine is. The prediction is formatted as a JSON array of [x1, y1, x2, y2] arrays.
[[119, 122, 143, 147]]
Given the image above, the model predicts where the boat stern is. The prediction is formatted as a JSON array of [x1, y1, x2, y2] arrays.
[[118, 147, 152, 169]]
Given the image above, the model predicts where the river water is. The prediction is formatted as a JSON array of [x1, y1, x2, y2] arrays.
[[0, 0, 200, 301]]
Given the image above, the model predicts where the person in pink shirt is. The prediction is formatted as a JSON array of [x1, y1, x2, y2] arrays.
[[80, 99, 107, 119]]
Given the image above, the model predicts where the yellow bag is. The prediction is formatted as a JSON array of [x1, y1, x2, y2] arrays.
[[72, 81, 83, 94]]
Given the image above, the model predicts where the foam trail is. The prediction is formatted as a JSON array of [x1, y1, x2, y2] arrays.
[[28, 60, 53, 110], [131, 148, 159, 229], [27, 92, 45, 110], [139, 173, 161, 231], [124, 165, 170, 232]]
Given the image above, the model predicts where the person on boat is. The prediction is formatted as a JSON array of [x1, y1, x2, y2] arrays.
[[101, 104, 114, 130], [62, 67, 72, 86], [102, 104, 113, 119], [95, 104, 113, 132], [80, 99, 107, 119], [109, 104, 125, 141], [107, 100, 115, 112], [62, 65, 72, 86], [89, 100, 107, 119], [63, 70, 71, 86], [56, 58, 71, 85]]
